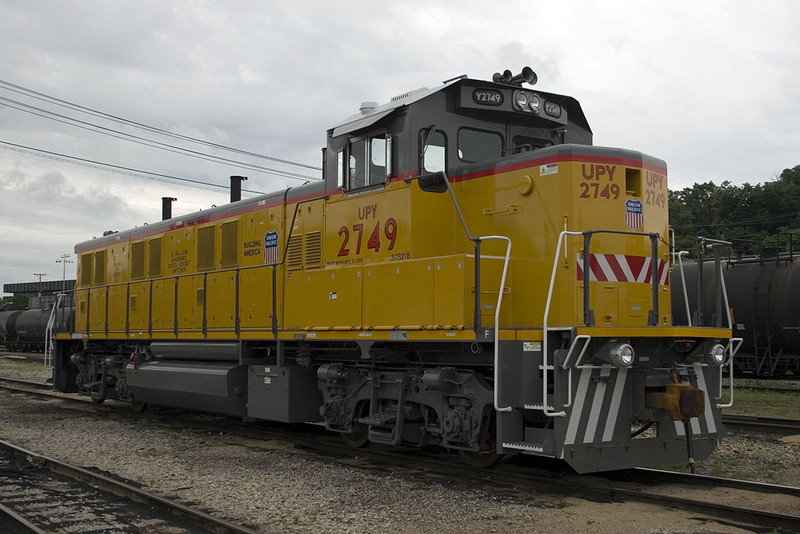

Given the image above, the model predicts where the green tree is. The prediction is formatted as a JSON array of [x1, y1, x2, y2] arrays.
[[669, 164, 800, 256], [0, 294, 31, 310]]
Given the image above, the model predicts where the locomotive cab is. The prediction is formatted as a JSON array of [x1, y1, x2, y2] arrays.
[[323, 70, 592, 193]]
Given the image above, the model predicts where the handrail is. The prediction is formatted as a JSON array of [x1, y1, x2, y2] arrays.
[[559, 334, 592, 410], [543, 228, 665, 417], [717, 252, 733, 330], [675, 250, 692, 327], [484, 235, 512, 413], [579, 229, 661, 326], [695, 237, 732, 328], [541, 230, 581, 417], [428, 171, 514, 413], [44, 292, 65, 369], [718, 337, 743, 409]]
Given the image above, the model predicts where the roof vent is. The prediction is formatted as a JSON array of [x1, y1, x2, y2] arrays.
[[390, 87, 428, 102], [359, 101, 379, 114]]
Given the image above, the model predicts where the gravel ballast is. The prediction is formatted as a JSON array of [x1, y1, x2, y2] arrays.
[[1, 357, 795, 533]]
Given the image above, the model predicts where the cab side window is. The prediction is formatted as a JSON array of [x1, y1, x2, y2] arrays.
[[458, 128, 502, 163], [346, 132, 391, 189], [421, 130, 446, 173], [348, 138, 366, 189], [369, 134, 388, 185]]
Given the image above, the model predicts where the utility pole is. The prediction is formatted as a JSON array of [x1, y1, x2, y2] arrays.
[[55, 254, 72, 292], [33, 272, 46, 308]]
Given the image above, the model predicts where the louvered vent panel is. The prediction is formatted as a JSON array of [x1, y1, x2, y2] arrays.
[[286, 236, 303, 271], [304, 231, 323, 269]]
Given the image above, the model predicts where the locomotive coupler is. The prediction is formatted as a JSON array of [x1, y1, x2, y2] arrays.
[[644, 373, 705, 422], [645, 371, 705, 473]]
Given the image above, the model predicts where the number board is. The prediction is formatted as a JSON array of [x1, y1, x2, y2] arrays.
[[544, 101, 562, 118], [472, 88, 504, 106]]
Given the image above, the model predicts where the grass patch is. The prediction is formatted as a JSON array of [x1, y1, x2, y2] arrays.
[[721, 388, 799, 418]]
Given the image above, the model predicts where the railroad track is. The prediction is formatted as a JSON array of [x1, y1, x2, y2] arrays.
[[0, 439, 261, 534], [722, 413, 800, 434], [726, 378, 800, 394], [2, 376, 800, 532]]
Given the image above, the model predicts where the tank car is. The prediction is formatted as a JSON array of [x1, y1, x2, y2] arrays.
[[53, 68, 736, 473], [1, 307, 74, 352], [0, 310, 22, 349], [673, 248, 800, 377]]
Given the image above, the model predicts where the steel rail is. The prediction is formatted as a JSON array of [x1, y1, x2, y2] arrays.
[[722, 413, 800, 434], [0, 439, 260, 534], [0, 501, 48, 534], [2, 374, 799, 532]]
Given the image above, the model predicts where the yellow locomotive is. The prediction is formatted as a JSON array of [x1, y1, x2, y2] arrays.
[[54, 67, 736, 473]]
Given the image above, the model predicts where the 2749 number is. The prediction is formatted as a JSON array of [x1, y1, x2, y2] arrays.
[[338, 218, 397, 256], [579, 182, 620, 199]]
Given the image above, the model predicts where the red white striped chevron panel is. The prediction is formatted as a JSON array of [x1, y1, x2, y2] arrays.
[[576, 254, 669, 285]]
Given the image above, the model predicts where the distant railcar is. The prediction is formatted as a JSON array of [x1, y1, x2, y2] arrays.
[[0, 310, 21, 349], [1, 308, 74, 352], [673, 250, 800, 377], [53, 68, 735, 473]]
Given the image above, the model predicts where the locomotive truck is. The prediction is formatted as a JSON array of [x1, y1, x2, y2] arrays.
[[53, 68, 737, 473]]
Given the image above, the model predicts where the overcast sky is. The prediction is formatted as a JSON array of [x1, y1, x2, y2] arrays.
[[1, 1, 799, 294]]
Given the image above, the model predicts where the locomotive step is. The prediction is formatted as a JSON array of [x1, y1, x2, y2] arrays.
[[502, 442, 545, 453], [358, 410, 398, 426]]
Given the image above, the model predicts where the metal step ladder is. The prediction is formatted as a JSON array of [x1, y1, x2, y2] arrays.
[[751, 261, 776, 375]]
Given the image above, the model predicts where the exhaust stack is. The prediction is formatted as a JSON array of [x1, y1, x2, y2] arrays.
[[230, 175, 247, 203], [161, 197, 177, 221]]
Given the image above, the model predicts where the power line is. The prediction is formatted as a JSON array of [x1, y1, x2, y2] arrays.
[[0, 96, 319, 182], [677, 212, 798, 229], [0, 78, 322, 172], [0, 139, 266, 194]]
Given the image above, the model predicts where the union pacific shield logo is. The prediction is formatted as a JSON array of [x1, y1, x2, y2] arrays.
[[625, 199, 643, 230], [264, 231, 279, 265]]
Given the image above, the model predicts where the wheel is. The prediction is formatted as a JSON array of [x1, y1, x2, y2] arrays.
[[340, 402, 370, 448], [457, 413, 501, 468], [341, 422, 369, 448], [90, 386, 105, 404], [458, 448, 501, 468]]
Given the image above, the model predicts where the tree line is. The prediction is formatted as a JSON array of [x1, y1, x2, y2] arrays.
[[669, 164, 800, 256]]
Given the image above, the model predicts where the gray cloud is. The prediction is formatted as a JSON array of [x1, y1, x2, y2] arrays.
[[1, 0, 799, 290]]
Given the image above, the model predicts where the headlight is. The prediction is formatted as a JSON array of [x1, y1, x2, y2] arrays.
[[705, 344, 726, 366], [609, 343, 635, 368], [512, 90, 540, 113]]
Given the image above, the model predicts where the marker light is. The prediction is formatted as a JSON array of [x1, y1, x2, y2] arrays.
[[514, 91, 529, 109], [705, 344, 726, 366], [609, 343, 635, 368]]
